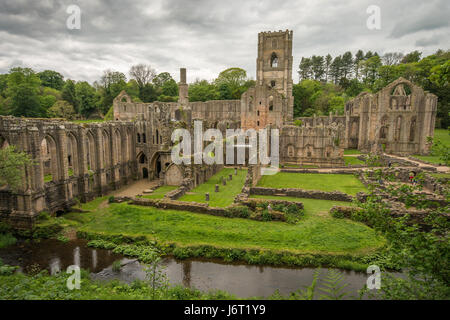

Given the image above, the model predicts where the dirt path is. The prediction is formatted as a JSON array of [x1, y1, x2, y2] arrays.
[[385, 153, 449, 173], [110, 179, 160, 197]]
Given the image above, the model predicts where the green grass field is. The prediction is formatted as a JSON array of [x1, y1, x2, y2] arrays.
[[179, 168, 247, 207], [344, 149, 361, 155], [256, 172, 366, 195], [142, 185, 178, 199], [250, 195, 353, 214], [76, 202, 383, 255], [344, 156, 365, 166], [413, 129, 449, 164]]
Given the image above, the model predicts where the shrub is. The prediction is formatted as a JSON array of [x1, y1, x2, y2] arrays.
[[262, 209, 272, 221], [108, 196, 115, 203]]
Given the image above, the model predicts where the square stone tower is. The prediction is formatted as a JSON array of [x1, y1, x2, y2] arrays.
[[256, 30, 294, 122]]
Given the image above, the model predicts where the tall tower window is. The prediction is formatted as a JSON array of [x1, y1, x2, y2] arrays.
[[270, 52, 278, 68]]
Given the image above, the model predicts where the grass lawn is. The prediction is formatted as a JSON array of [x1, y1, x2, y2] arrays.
[[179, 168, 247, 207], [413, 129, 449, 165], [344, 149, 361, 155], [413, 155, 444, 165], [344, 156, 365, 166], [75, 202, 383, 255], [257, 172, 366, 196], [430, 173, 450, 179], [142, 185, 178, 199], [250, 195, 353, 215]]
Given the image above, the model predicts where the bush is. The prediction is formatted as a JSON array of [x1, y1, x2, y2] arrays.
[[108, 196, 115, 204], [226, 206, 250, 219]]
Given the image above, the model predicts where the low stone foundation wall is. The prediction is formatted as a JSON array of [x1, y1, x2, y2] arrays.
[[249, 187, 354, 202], [330, 205, 450, 227], [239, 198, 304, 210]]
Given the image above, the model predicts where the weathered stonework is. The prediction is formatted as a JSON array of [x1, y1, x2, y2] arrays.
[[0, 30, 439, 228]]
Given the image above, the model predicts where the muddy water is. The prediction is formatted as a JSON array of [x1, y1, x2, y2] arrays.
[[0, 239, 371, 298]]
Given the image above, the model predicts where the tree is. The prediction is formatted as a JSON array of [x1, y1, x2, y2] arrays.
[[153, 72, 173, 88], [382, 52, 404, 66], [129, 64, 156, 89], [99, 70, 127, 113], [0, 146, 33, 191], [354, 50, 365, 80], [341, 52, 353, 80], [140, 83, 158, 103], [324, 54, 333, 82], [47, 100, 76, 120], [360, 55, 382, 88], [75, 81, 97, 117], [62, 80, 77, 112], [161, 78, 178, 97], [298, 57, 312, 80], [7, 67, 44, 117], [214, 67, 247, 99], [330, 56, 343, 84], [401, 50, 422, 64], [38, 70, 64, 90], [311, 55, 325, 80], [188, 79, 219, 102]]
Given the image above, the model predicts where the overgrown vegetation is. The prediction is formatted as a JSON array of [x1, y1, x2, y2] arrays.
[[352, 171, 450, 299]]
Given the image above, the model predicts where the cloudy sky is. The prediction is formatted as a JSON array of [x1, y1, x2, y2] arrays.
[[0, 0, 448, 84]]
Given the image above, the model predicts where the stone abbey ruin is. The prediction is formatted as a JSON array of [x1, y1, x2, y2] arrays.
[[0, 30, 438, 227]]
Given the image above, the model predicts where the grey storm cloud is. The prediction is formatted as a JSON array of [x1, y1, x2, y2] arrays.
[[0, 0, 448, 83]]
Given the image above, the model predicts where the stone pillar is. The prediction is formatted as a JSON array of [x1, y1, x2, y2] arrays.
[[178, 68, 189, 106], [205, 193, 209, 201], [215, 184, 219, 192]]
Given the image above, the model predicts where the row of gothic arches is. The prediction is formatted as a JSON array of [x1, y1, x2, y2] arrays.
[[379, 115, 416, 142]]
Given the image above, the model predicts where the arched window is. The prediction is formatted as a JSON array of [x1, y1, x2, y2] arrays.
[[269, 96, 274, 111], [137, 133, 141, 143], [409, 118, 416, 142], [395, 116, 402, 141], [270, 80, 276, 88], [156, 130, 159, 144], [270, 52, 278, 68], [142, 133, 146, 143]]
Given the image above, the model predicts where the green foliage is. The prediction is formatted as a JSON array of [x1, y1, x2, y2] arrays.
[[112, 260, 122, 272], [226, 206, 250, 219], [318, 269, 350, 300], [47, 100, 76, 119], [354, 172, 450, 299], [0, 145, 33, 191], [38, 70, 64, 90], [257, 172, 366, 196], [179, 168, 247, 207], [0, 267, 236, 300], [0, 233, 17, 249], [7, 67, 44, 117], [188, 79, 220, 102]]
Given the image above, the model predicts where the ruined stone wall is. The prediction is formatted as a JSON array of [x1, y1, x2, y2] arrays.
[[346, 78, 437, 155], [0, 116, 137, 224], [280, 124, 345, 166]]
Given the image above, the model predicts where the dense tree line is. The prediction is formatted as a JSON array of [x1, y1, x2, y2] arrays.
[[0, 50, 447, 128], [0, 65, 180, 120], [295, 49, 449, 128]]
